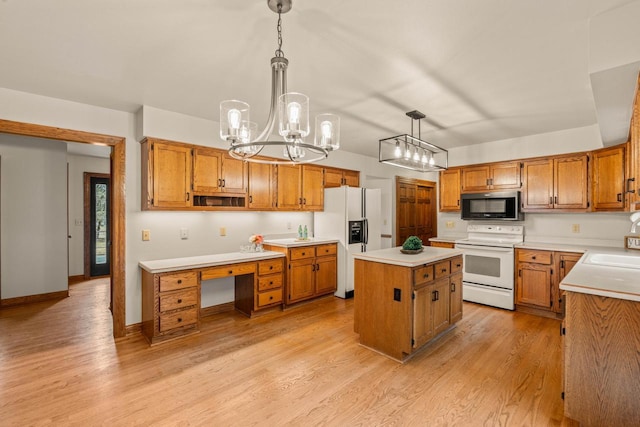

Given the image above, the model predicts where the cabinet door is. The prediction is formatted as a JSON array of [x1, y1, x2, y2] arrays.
[[555, 155, 589, 210], [343, 170, 360, 187], [449, 273, 463, 323], [315, 255, 337, 295], [439, 168, 461, 212], [461, 165, 490, 192], [287, 258, 315, 303], [556, 252, 582, 314], [413, 284, 434, 349], [490, 162, 521, 189], [432, 278, 451, 336], [248, 162, 275, 209], [192, 147, 222, 194], [592, 145, 626, 211], [276, 164, 302, 210], [522, 159, 554, 209], [221, 154, 247, 194], [323, 167, 344, 188], [516, 263, 553, 310], [153, 142, 192, 208], [301, 165, 324, 210]]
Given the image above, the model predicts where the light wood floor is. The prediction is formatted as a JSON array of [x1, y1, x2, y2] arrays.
[[0, 279, 571, 426]]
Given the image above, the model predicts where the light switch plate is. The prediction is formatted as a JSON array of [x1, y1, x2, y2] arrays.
[[625, 235, 640, 250]]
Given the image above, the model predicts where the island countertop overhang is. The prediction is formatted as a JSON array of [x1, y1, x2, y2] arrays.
[[353, 246, 463, 268]]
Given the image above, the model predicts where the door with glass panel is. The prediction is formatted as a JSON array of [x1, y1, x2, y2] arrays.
[[85, 174, 110, 277]]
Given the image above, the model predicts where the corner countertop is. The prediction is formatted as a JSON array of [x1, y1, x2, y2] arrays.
[[139, 251, 285, 274], [353, 246, 463, 268], [263, 237, 339, 248], [560, 247, 640, 302]]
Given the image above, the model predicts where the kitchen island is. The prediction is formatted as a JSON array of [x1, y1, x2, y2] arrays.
[[559, 249, 640, 426], [353, 246, 463, 362]]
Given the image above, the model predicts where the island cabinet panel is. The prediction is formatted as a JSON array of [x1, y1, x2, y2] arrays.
[[563, 292, 640, 426], [354, 253, 463, 362]]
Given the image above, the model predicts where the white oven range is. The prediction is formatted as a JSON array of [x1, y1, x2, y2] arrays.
[[454, 224, 524, 310]]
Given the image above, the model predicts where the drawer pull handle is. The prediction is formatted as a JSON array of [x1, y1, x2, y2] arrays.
[[441, 268, 447, 273], [177, 280, 182, 284], [269, 266, 273, 270], [228, 270, 233, 274], [532, 256, 536, 260], [302, 252, 305, 256], [269, 296, 273, 300], [451, 283, 456, 292], [177, 299, 182, 304], [177, 318, 182, 323], [423, 274, 429, 279], [269, 281, 273, 285], [456, 263, 461, 268]]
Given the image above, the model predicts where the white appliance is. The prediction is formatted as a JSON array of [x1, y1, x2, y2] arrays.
[[454, 224, 524, 310], [314, 187, 382, 298]]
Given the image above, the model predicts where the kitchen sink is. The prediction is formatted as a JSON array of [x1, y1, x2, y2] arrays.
[[583, 252, 640, 269]]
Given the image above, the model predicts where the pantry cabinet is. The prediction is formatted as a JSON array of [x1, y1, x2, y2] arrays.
[[461, 161, 521, 192], [591, 144, 626, 211], [439, 167, 461, 212]]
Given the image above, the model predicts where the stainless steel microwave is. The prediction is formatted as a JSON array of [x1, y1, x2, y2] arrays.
[[461, 191, 523, 221]]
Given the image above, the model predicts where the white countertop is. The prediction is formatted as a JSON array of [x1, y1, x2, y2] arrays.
[[139, 251, 285, 274], [560, 247, 640, 302], [263, 237, 339, 248], [353, 246, 463, 268]]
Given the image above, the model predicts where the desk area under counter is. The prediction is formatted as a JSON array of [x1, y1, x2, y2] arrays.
[[139, 251, 285, 345]]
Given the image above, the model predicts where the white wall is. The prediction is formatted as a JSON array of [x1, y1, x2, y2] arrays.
[[0, 134, 68, 299], [67, 153, 110, 276]]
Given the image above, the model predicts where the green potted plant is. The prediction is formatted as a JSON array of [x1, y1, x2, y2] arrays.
[[401, 236, 424, 254]]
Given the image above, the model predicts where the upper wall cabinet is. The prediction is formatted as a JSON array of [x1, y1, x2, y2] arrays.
[[521, 154, 589, 211], [628, 74, 640, 212], [461, 161, 521, 192], [439, 168, 461, 212], [247, 161, 276, 210], [192, 148, 247, 196], [591, 144, 627, 211], [141, 138, 193, 209], [324, 167, 360, 188], [276, 164, 324, 211]]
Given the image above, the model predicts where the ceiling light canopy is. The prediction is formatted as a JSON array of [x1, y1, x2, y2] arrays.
[[219, 0, 340, 165], [379, 110, 448, 172]]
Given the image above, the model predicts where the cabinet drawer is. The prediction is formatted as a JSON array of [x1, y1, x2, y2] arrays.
[[257, 289, 282, 307], [258, 259, 283, 276], [159, 287, 198, 312], [159, 272, 198, 292], [517, 249, 552, 265], [158, 308, 198, 332], [258, 274, 283, 291], [434, 260, 450, 278], [413, 265, 434, 285], [201, 262, 256, 280], [315, 244, 337, 257], [290, 247, 315, 260], [450, 256, 463, 274]]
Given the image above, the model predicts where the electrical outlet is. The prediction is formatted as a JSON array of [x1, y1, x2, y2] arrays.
[[287, 222, 292, 230], [572, 224, 580, 233], [220, 227, 226, 236], [142, 229, 150, 241], [446, 221, 455, 229], [180, 228, 188, 240]]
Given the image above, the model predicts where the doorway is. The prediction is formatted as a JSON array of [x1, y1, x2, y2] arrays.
[[85, 173, 111, 278]]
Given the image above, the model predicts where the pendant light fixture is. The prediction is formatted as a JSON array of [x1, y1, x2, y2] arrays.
[[220, 0, 340, 165], [379, 110, 448, 172]]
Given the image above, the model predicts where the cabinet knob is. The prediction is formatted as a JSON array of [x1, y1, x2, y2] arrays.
[[269, 266, 273, 270], [423, 274, 429, 279], [269, 296, 273, 300], [228, 270, 233, 274], [532, 256, 536, 260], [177, 299, 182, 304], [456, 263, 461, 268], [302, 252, 305, 256], [177, 318, 182, 323], [269, 281, 273, 285], [177, 279, 182, 284], [441, 268, 447, 273]]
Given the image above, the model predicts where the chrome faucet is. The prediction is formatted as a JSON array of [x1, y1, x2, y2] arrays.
[[631, 212, 640, 234]]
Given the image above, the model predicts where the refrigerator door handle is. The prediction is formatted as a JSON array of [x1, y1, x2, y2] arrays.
[[363, 218, 369, 246]]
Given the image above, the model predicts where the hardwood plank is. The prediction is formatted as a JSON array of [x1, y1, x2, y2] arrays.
[[0, 278, 570, 425]]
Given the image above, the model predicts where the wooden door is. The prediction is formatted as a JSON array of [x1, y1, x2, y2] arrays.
[[301, 165, 324, 210], [592, 145, 626, 211], [276, 164, 301, 210], [247, 162, 275, 209], [439, 168, 461, 212], [522, 159, 554, 210], [323, 167, 343, 188], [432, 278, 451, 336], [461, 165, 490, 192], [449, 273, 463, 323], [287, 258, 315, 303], [397, 181, 416, 245], [490, 161, 521, 189], [192, 147, 221, 194], [415, 185, 434, 244], [315, 255, 337, 294], [153, 142, 192, 208], [516, 263, 553, 310], [554, 155, 589, 210], [412, 284, 434, 349], [221, 154, 247, 194]]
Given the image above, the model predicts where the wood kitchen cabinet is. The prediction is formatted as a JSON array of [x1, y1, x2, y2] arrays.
[[628, 72, 640, 211], [247, 161, 276, 210], [461, 161, 521, 192], [324, 167, 360, 188], [192, 148, 247, 195], [521, 154, 589, 211], [276, 164, 324, 211], [591, 144, 627, 211], [263, 243, 337, 305], [439, 167, 461, 212], [141, 138, 193, 209]]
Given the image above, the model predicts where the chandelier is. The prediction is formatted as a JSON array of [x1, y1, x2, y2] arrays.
[[219, 0, 340, 165], [379, 110, 448, 172]]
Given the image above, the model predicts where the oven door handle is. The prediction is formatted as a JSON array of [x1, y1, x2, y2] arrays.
[[455, 244, 514, 252]]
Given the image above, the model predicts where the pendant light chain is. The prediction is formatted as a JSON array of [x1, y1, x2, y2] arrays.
[[275, 4, 284, 58]]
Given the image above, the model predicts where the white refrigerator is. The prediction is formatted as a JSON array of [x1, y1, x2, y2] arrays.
[[314, 187, 382, 298]]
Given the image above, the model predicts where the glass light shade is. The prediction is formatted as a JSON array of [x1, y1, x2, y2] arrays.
[[220, 100, 249, 140], [278, 92, 309, 141], [314, 114, 340, 150], [233, 121, 261, 155], [283, 143, 305, 160]]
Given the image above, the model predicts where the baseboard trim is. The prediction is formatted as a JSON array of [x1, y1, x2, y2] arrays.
[[0, 290, 69, 307], [125, 323, 142, 336], [68, 275, 85, 284], [201, 302, 235, 317]]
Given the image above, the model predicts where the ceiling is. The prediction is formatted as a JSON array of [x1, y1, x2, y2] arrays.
[[1, 0, 638, 159]]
